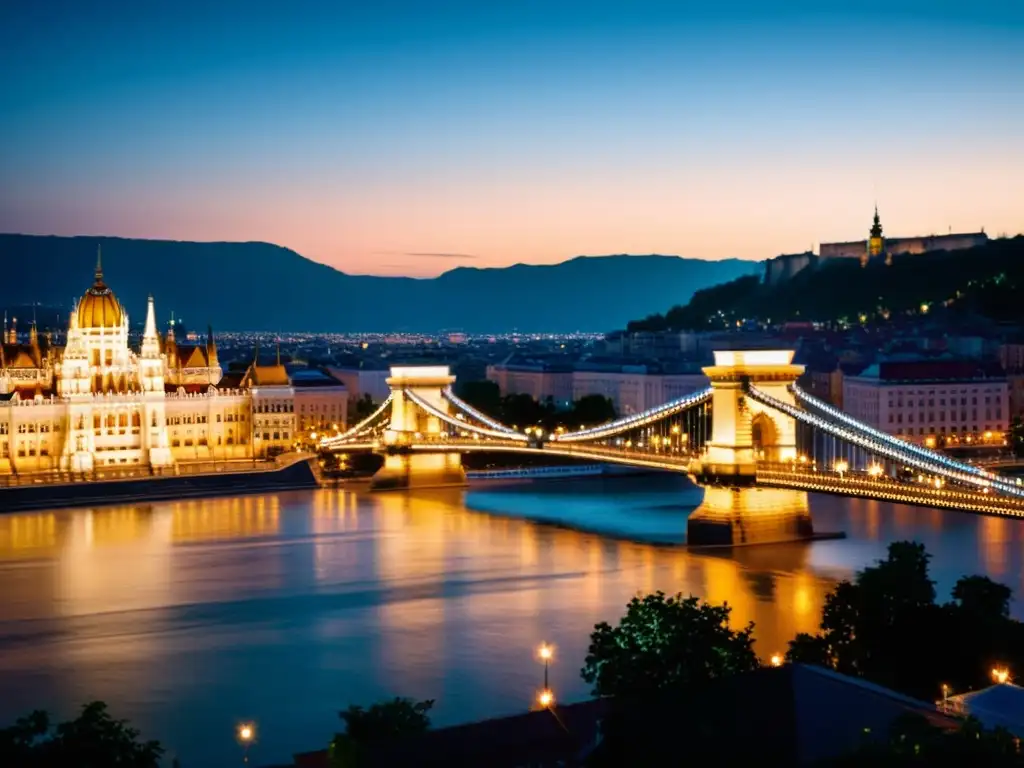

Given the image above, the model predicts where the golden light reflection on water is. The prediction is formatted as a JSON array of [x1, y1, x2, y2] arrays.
[[358, 486, 835, 674]]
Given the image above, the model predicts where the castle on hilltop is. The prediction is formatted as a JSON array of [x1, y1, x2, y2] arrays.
[[764, 208, 988, 285]]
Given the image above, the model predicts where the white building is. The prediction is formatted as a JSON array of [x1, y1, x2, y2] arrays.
[[0, 252, 347, 474], [842, 358, 1009, 447]]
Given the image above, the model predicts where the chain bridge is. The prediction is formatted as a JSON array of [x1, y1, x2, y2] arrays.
[[319, 353, 1024, 545]]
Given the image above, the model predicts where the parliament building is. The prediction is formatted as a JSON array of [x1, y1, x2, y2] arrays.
[[0, 253, 346, 475]]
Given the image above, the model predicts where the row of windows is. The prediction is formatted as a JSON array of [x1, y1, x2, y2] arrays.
[[254, 402, 294, 413], [896, 425, 998, 436], [889, 409, 1002, 424], [888, 395, 1002, 408], [298, 403, 343, 413], [259, 431, 291, 441]]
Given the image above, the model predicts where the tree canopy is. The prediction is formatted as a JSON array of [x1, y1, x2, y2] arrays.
[[787, 541, 1024, 700], [581, 592, 759, 699], [456, 381, 617, 433], [627, 235, 1024, 331], [329, 697, 434, 768], [821, 713, 1024, 767], [0, 701, 163, 768]]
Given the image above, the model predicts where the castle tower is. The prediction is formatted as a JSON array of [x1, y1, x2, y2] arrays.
[[865, 205, 885, 264]]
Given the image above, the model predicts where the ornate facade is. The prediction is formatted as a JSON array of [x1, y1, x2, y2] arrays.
[[0, 253, 346, 475]]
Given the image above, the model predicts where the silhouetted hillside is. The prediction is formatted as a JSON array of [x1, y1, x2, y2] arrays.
[[0, 235, 760, 332], [627, 236, 1024, 331]]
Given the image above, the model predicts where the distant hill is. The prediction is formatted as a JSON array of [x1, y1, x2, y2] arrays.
[[0, 234, 761, 333], [627, 235, 1024, 331]]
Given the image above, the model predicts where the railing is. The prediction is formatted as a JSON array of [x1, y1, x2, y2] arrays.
[[551, 387, 712, 443], [756, 466, 1024, 516], [791, 383, 1021, 495], [467, 464, 607, 479], [747, 385, 1024, 499]]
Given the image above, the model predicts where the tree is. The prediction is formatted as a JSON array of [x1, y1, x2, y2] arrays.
[[353, 393, 377, 421], [1010, 416, 1024, 458], [567, 395, 616, 429], [455, 380, 502, 418], [788, 541, 1024, 700], [821, 713, 1024, 767], [581, 592, 759, 699], [329, 697, 433, 768], [0, 701, 163, 768]]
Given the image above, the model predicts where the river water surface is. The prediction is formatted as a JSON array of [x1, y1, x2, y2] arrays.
[[1, 474, 1024, 766]]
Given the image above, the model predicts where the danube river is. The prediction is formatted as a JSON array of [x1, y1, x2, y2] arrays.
[[2, 474, 1024, 766]]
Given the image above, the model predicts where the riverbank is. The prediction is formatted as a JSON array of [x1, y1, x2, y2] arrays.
[[0, 457, 318, 513]]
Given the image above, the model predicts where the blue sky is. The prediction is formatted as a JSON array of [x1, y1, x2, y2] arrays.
[[2, 0, 1022, 275]]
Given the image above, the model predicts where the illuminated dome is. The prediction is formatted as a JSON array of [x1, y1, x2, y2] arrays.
[[77, 251, 124, 329]]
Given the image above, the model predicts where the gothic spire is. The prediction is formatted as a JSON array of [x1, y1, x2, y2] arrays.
[[206, 324, 219, 367], [870, 204, 883, 238], [94, 244, 104, 284]]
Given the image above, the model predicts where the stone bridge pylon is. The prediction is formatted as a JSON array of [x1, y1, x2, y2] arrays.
[[371, 366, 467, 491], [693, 350, 804, 483]]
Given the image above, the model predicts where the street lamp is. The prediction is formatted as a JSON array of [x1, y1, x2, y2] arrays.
[[537, 688, 555, 709], [992, 667, 1011, 684], [770, 653, 783, 668], [538, 643, 554, 689], [237, 722, 256, 764], [835, 459, 849, 476]]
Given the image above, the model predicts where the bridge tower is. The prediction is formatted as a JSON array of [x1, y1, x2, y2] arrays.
[[370, 366, 467, 491], [695, 350, 804, 483]]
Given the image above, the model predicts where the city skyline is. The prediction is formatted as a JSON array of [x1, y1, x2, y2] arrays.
[[2, 1, 1023, 277]]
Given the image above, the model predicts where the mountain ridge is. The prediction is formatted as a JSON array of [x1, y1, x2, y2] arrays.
[[0, 234, 762, 333]]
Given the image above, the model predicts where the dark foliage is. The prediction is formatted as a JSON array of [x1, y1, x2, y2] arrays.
[[628, 235, 1024, 330], [353, 393, 378, 421], [456, 382, 616, 432], [329, 698, 434, 767], [581, 592, 759, 699], [820, 713, 1024, 766], [787, 541, 1024, 700], [0, 701, 163, 768]]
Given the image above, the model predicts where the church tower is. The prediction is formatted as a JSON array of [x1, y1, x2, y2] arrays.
[[865, 205, 885, 264]]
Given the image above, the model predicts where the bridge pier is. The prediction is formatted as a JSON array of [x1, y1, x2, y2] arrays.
[[370, 451, 467, 491], [369, 366, 468, 491], [687, 486, 815, 546]]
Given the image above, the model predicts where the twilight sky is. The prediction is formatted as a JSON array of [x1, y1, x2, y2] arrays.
[[1, 1, 1022, 277]]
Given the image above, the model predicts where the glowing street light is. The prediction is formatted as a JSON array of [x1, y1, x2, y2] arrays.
[[868, 463, 883, 478], [835, 460, 849, 476], [992, 667, 1011, 684], [770, 653, 783, 668], [538, 643, 554, 688], [237, 722, 256, 764], [537, 688, 555, 708]]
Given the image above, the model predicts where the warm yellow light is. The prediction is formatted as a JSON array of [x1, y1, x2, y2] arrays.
[[537, 689, 554, 708], [238, 723, 255, 743], [984, 431, 993, 440], [925, 437, 936, 448], [992, 667, 1010, 684], [770, 653, 783, 668], [310, 432, 317, 441], [798, 455, 807, 463], [920, 303, 930, 314], [835, 460, 849, 474], [672, 425, 680, 434], [538, 643, 554, 661], [868, 464, 883, 477]]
